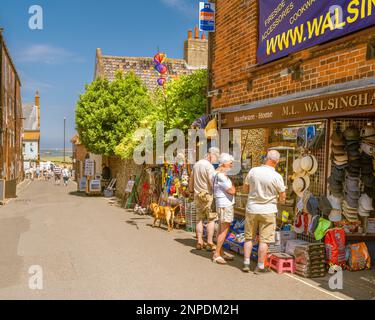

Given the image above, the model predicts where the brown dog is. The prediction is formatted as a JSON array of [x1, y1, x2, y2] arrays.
[[150, 203, 179, 232]]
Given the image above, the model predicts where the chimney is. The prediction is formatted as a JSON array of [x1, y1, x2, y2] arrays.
[[188, 30, 192, 40], [194, 25, 199, 39], [184, 27, 208, 68], [35, 91, 40, 130]]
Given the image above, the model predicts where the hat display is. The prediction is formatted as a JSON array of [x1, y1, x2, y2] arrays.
[[344, 126, 360, 141], [329, 209, 342, 222], [309, 215, 320, 235], [293, 175, 311, 198], [362, 174, 375, 187], [331, 166, 345, 182], [332, 145, 346, 155], [318, 196, 332, 217], [333, 153, 348, 163], [328, 194, 343, 210], [359, 194, 374, 212], [361, 142, 375, 157], [361, 126, 375, 142], [300, 155, 318, 175], [294, 213, 305, 234], [293, 157, 304, 174], [306, 196, 320, 216], [314, 218, 332, 241], [344, 193, 359, 208], [331, 131, 345, 146]]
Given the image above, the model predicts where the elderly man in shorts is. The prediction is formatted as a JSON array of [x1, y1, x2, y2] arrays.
[[189, 147, 220, 251], [242, 150, 286, 274]]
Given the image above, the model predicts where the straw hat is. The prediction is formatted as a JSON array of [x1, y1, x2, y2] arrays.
[[361, 126, 375, 142], [293, 175, 311, 198], [300, 155, 318, 175], [293, 157, 304, 174]]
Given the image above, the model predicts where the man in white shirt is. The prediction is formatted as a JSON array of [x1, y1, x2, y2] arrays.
[[243, 150, 286, 274], [189, 147, 220, 251]]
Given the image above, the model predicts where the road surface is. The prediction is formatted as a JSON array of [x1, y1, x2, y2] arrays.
[[0, 180, 374, 300]]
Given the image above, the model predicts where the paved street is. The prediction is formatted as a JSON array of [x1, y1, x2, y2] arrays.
[[0, 180, 374, 300]]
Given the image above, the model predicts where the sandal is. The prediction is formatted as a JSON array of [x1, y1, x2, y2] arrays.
[[196, 243, 205, 250], [206, 243, 217, 251], [223, 252, 234, 261], [212, 256, 227, 265]]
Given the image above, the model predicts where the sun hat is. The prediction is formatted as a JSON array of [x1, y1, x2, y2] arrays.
[[331, 131, 345, 146], [329, 209, 342, 222], [314, 218, 332, 241], [344, 194, 359, 209], [306, 196, 320, 216], [345, 176, 360, 191], [344, 126, 361, 141], [361, 126, 375, 141], [328, 175, 343, 188], [293, 157, 304, 174], [333, 153, 348, 163], [362, 174, 375, 187], [361, 142, 375, 157], [309, 215, 320, 235], [293, 175, 311, 198], [300, 155, 318, 175], [294, 213, 305, 234], [332, 167, 345, 182], [332, 145, 346, 155], [348, 160, 361, 168], [333, 159, 348, 167], [359, 194, 374, 212], [318, 196, 333, 217], [358, 204, 371, 217], [364, 186, 375, 198], [328, 194, 343, 210], [302, 190, 313, 212]]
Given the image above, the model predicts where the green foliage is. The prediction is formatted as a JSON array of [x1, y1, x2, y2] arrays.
[[156, 69, 208, 132], [76, 71, 152, 156], [114, 69, 208, 159]]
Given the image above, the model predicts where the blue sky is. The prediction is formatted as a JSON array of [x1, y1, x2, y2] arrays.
[[0, 0, 199, 149]]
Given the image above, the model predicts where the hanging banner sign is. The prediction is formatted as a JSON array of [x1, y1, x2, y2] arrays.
[[199, 2, 215, 32], [258, 0, 375, 65]]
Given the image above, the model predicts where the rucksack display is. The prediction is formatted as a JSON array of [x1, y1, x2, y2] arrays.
[[325, 228, 346, 268]]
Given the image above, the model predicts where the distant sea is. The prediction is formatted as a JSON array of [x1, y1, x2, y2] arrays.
[[40, 149, 73, 158]]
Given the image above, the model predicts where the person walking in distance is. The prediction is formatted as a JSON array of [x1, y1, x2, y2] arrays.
[[62, 166, 70, 186], [242, 150, 286, 274], [53, 165, 62, 185], [189, 147, 220, 251], [212, 153, 236, 264]]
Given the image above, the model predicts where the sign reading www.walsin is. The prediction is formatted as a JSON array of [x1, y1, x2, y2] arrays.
[[258, 0, 375, 64]]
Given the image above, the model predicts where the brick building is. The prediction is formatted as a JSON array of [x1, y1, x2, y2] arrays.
[[0, 30, 23, 199], [22, 92, 41, 169], [210, 1, 375, 243]]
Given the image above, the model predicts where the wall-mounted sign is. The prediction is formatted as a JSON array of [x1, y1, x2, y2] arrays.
[[258, 0, 375, 64], [199, 2, 215, 32], [221, 88, 375, 128]]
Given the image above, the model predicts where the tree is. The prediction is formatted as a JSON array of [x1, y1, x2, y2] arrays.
[[114, 69, 208, 159], [76, 71, 152, 156]]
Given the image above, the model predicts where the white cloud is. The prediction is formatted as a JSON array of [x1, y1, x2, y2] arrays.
[[16, 44, 83, 64]]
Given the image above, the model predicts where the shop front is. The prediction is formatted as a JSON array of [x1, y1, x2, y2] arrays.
[[216, 86, 375, 273]]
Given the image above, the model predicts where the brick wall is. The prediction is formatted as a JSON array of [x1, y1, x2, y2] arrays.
[[108, 156, 143, 198], [210, 0, 375, 111]]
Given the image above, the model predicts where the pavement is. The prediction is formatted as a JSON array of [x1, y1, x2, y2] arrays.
[[0, 179, 374, 300]]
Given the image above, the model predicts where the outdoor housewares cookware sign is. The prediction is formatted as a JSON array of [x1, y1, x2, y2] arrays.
[[258, 0, 375, 64]]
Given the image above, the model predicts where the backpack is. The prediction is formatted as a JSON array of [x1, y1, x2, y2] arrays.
[[346, 242, 371, 271], [325, 228, 346, 268]]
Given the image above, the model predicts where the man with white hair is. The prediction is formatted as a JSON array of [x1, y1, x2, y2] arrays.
[[189, 147, 220, 251], [212, 153, 236, 264], [242, 150, 286, 274]]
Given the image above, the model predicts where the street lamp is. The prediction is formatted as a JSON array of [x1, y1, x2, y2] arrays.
[[63, 117, 66, 163]]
